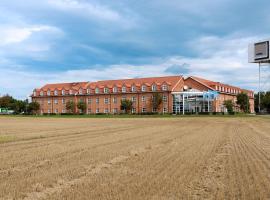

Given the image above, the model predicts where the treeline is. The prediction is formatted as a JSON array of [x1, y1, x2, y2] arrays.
[[254, 92, 270, 113], [0, 95, 40, 114]]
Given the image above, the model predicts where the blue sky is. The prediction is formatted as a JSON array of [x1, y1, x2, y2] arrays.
[[0, 0, 270, 99]]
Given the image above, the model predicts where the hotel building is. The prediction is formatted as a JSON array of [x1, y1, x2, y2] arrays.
[[31, 75, 254, 114]]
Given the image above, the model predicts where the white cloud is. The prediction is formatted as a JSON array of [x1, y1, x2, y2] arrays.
[[0, 25, 60, 46]]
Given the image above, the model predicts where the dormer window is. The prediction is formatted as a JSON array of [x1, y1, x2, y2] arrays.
[[122, 86, 126, 93], [131, 85, 136, 92], [141, 85, 146, 92], [87, 88, 91, 94], [152, 84, 157, 91], [79, 89, 83, 95], [113, 87, 118, 93], [104, 87, 109, 93], [54, 90, 58, 96], [162, 84, 168, 91], [47, 90, 51, 96], [62, 90, 65, 95], [33, 91, 36, 96], [69, 90, 73, 95], [40, 91, 44, 96], [95, 88, 99, 94]]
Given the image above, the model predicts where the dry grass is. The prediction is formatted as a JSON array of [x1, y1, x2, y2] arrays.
[[0, 116, 270, 199]]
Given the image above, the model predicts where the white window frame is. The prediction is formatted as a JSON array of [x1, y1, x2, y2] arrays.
[[79, 89, 83, 95], [142, 96, 146, 102], [142, 107, 146, 113], [87, 88, 91, 94], [113, 97, 117, 104], [48, 99, 51, 104], [162, 84, 168, 91], [96, 98, 99, 104], [141, 85, 146, 92], [88, 98, 91, 104], [163, 95, 167, 102], [132, 96, 136, 102], [95, 88, 99, 94], [47, 90, 51, 96], [54, 99, 58, 104], [40, 91, 44, 96], [96, 108, 99, 114], [131, 85, 136, 92], [104, 88, 109, 94], [132, 107, 136, 113], [152, 84, 157, 91], [62, 98, 65, 104], [113, 87, 118, 93], [122, 86, 126, 93], [104, 98, 109, 104], [54, 90, 58, 96], [62, 90, 65, 95]]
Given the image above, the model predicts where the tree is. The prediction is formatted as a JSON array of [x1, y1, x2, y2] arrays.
[[120, 99, 133, 114], [261, 91, 270, 112], [224, 100, 234, 114], [77, 101, 87, 114], [151, 93, 163, 113], [236, 92, 250, 113], [66, 100, 76, 114], [28, 101, 40, 114]]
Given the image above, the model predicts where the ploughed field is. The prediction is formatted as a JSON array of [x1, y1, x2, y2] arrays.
[[0, 116, 270, 200]]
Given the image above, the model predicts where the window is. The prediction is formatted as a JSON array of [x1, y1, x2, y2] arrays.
[[96, 108, 99, 113], [163, 95, 167, 102], [54, 90, 58, 96], [113, 108, 118, 113], [55, 109, 58, 114], [69, 90, 73, 95], [62, 109, 66, 113], [79, 89, 83, 95], [48, 109, 51, 114], [104, 88, 109, 93], [163, 107, 168, 113], [131, 85, 136, 92], [79, 98, 83, 103], [40, 91, 44, 96], [142, 96, 146, 102], [104, 108, 109, 113], [95, 88, 99, 94], [152, 84, 157, 91], [62, 90, 65, 95], [113, 97, 117, 104], [88, 108, 91, 114], [132, 108, 136, 113], [88, 98, 92, 104], [162, 84, 168, 91], [87, 88, 91, 94], [152, 107, 157, 113], [122, 96, 127, 101], [132, 96, 136, 102], [104, 98, 109, 104], [62, 98, 65, 104], [113, 87, 118, 93], [47, 90, 51, 96], [48, 99, 51, 104], [96, 98, 99, 104], [54, 99, 58, 104], [141, 85, 146, 92], [122, 86, 126, 93], [33, 91, 36, 96], [142, 107, 146, 113]]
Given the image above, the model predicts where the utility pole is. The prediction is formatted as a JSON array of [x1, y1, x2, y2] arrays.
[[259, 62, 261, 113]]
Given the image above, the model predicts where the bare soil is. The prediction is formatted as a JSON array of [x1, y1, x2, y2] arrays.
[[0, 116, 270, 200]]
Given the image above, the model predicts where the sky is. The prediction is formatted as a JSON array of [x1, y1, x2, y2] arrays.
[[0, 0, 270, 99]]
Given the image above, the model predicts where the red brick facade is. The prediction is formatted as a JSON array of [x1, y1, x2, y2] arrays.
[[31, 75, 254, 114]]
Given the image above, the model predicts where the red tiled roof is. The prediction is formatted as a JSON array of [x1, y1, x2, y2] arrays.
[[34, 76, 183, 92], [189, 76, 253, 94]]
